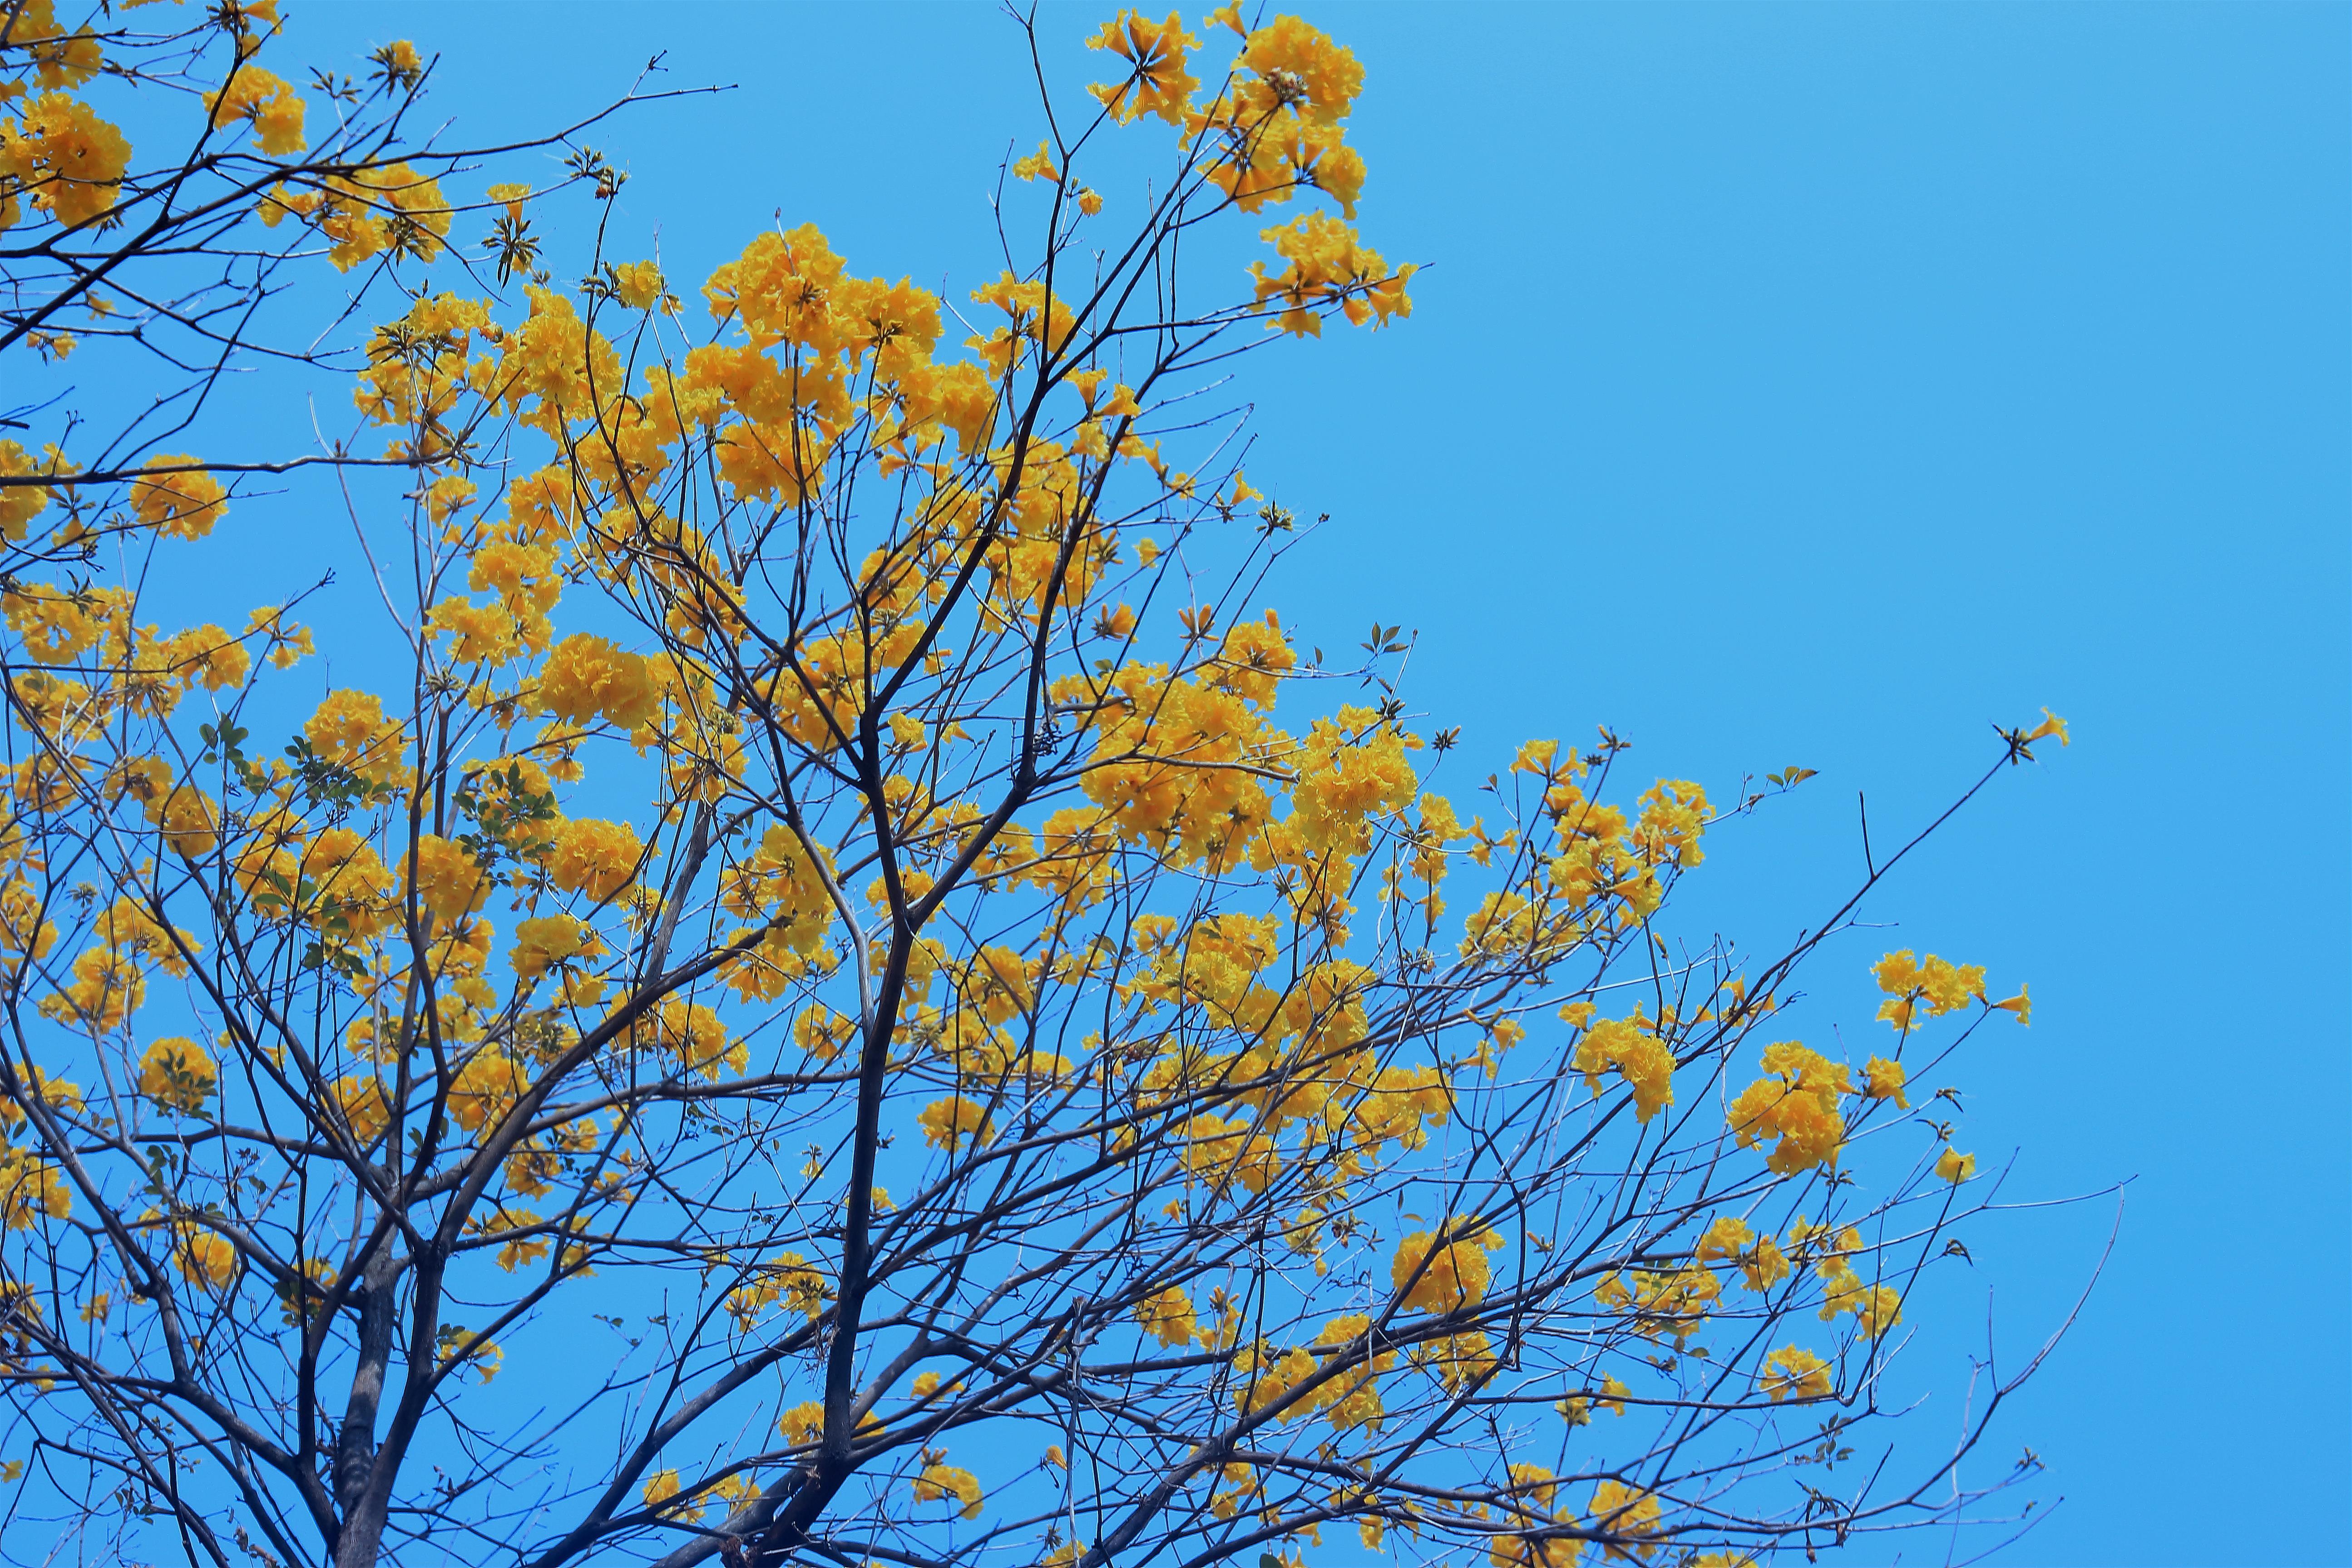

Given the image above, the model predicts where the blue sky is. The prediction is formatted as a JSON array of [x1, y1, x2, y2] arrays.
[[261, 3, 2348, 1562]]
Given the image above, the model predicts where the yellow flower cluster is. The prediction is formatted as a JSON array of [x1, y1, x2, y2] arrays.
[[918, 1094, 993, 1152], [447, 1048, 527, 1136], [654, 997, 741, 1081], [1251, 212, 1413, 337], [0, 440, 74, 540], [128, 457, 231, 540], [0, 0, 104, 99], [204, 63, 307, 156], [1554, 1375, 1631, 1427], [548, 818, 644, 903], [1872, 949, 1984, 1032], [306, 690, 409, 785], [1134, 1284, 1199, 1347], [171, 1221, 237, 1291], [0, 1145, 71, 1230], [536, 633, 662, 731], [1571, 1013, 1676, 1123], [1694, 1215, 1791, 1293], [1728, 1042, 1853, 1174], [1587, 1479, 1663, 1562], [406, 835, 489, 924], [723, 1251, 830, 1331], [1087, 11, 1199, 126], [1190, 13, 1364, 213], [1487, 1469, 1665, 1568], [912, 1454, 985, 1519], [1799, 1222, 1901, 1339], [1080, 9, 1411, 332], [1872, 948, 2031, 1031], [1595, 1263, 1722, 1347], [39, 945, 148, 1035], [778, 1401, 824, 1447], [0, 91, 129, 230], [138, 1036, 216, 1114], [258, 162, 451, 271], [509, 915, 598, 981], [1389, 1225, 1502, 1313], [1759, 1345, 1832, 1402]]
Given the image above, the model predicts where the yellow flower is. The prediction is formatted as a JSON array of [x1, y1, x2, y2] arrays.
[[1847, 1283, 1902, 1338], [0, 1147, 72, 1228], [1571, 1014, 1675, 1122], [441, 1327, 502, 1383], [1486, 1464, 1571, 1567], [1013, 141, 1061, 183], [1, 94, 133, 228], [611, 260, 666, 309], [1861, 1055, 1908, 1108], [331, 1075, 392, 1146], [139, 1036, 216, 1113], [1133, 1284, 1197, 1346], [1873, 950, 1987, 1031], [2020, 708, 2070, 747], [1759, 1345, 1831, 1402], [447, 1048, 527, 1135], [641, 1468, 697, 1519], [1728, 1042, 1851, 1173], [913, 1457, 984, 1519], [1586, 1480, 1662, 1561], [247, 605, 314, 668], [725, 1251, 830, 1329], [512, 916, 597, 981], [151, 783, 220, 858], [1694, 1214, 1753, 1266], [174, 1226, 237, 1290], [1935, 1147, 1976, 1184], [1390, 1225, 1501, 1312], [1249, 213, 1413, 336], [205, 64, 307, 155], [1632, 778, 1710, 868], [918, 1094, 992, 1151], [129, 456, 229, 539], [1236, 14, 1364, 125], [1086, 10, 1199, 126], [1488, 1523, 1581, 1568], [0, 440, 74, 539], [41, 945, 147, 1032], [306, 689, 407, 783], [549, 817, 645, 902], [375, 39, 425, 91], [0, 2, 104, 94], [1738, 1234, 1790, 1292], [655, 997, 738, 1080], [406, 834, 489, 923]]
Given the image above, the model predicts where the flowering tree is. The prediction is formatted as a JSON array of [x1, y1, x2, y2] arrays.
[[0, 5, 2073, 1568]]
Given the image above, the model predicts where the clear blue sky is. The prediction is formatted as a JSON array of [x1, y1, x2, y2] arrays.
[[281, 3, 2349, 1562]]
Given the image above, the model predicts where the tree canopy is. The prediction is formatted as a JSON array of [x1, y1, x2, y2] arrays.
[[0, 5, 2069, 1567]]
